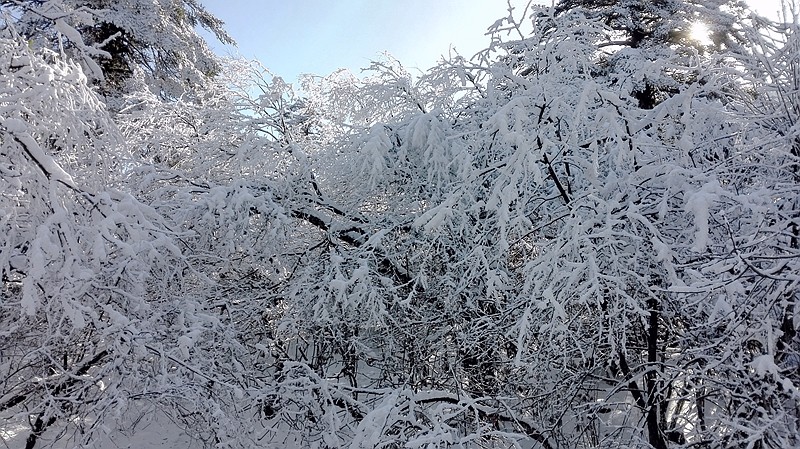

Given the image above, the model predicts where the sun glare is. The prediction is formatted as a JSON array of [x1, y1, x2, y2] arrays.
[[690, 22, 712, 46]]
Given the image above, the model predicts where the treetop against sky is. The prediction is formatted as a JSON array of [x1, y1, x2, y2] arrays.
[[201, 0, 786, 82]]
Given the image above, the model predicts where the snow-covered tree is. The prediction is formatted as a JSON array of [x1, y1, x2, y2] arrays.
[[1, 0, 232, 98], [0, 27, 182, 448], [545, 0, 749, 108], [0, 8, 249, 448], [232, 2, 800, 447], [2, 0, 799, 448]]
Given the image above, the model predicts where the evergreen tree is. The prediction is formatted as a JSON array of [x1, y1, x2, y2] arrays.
[[548, 0, 749, 108], [1, 0, 232, 98]]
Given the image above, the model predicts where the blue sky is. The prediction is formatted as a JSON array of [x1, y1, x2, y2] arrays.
[[200, 0, 533, 82], [201, 0, 783, 84]]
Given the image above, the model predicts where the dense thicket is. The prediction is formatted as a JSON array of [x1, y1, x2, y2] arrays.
[[1, 1, 798, 448]]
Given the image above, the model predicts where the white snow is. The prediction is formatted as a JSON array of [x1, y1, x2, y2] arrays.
[[684, 180, 720, 252]]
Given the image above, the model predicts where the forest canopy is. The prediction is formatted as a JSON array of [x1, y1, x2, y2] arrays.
[[1, 1, 799, 448]]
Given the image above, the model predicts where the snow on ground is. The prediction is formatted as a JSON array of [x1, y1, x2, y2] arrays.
[[1, 412, 196, 449]]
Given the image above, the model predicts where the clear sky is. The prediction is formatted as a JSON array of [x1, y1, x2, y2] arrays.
[[200, 0, 540, 81], [201, 0, 784, 83]]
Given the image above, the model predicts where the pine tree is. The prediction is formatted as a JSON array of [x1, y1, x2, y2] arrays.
[[548, 0, 749, 108], [1, 0, 233, 98]]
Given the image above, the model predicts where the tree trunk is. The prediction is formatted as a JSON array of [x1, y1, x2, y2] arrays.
[[646, 297, 667, 449]]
